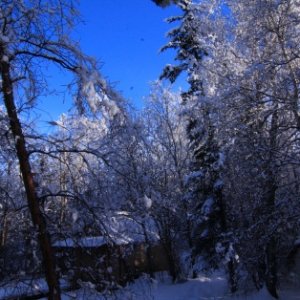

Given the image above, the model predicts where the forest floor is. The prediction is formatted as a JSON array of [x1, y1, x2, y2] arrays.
[[70, 272, 300, 300], [0, 272, 300, 299]]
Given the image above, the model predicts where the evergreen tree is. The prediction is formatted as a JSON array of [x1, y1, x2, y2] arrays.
[[160, 0, 233, 281]]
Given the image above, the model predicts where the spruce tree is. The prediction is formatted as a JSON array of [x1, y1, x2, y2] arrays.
[[160, 1, 236, 289]]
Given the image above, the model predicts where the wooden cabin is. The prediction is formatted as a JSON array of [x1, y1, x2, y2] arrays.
[[53, 236, 170, 289]]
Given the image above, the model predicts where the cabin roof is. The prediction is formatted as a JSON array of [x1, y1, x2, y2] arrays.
[[53, 212, 159, 248]]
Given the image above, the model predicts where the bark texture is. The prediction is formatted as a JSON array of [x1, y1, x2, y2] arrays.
[[0, 50, 61, 300]]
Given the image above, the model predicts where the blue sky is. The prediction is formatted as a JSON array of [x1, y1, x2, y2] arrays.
[[36, 0, 184, 128]]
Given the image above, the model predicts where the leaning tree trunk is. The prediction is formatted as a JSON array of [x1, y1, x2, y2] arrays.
[[0, 52, 61, 300]]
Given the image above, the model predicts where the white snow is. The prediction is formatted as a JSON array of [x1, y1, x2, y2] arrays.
[[184, 170, 204, 184], [1, 55, 9, 62], [53, 213, 159, 249], [38, 272, 300, 300], [71, 210, 79, 223], [201, 197, 214, 216], [0, 34, 10, 43], [14, 135, 20, 144], [1, 272, 300, 300], [102, 212, 160, 244], [53, 236, 106, 248], [78, 69, 122, 120], [143, 195, 152, 209], [0, 278, 68, 300]]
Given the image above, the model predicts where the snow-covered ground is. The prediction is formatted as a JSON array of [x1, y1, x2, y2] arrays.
[[1, 272, 300, 299], [0, 278, 68, 300], [63, 278, 300, 300]]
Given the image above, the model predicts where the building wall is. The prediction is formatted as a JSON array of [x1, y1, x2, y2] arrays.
[[54, 241, 170, 288]]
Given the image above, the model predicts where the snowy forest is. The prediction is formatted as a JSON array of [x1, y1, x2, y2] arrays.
[[1, 0, 300, 299]]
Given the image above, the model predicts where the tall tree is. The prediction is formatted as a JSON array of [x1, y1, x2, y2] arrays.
[[195, 0, 300, 296], [159, 0, 232, 277], [0, 1, 120, 298]]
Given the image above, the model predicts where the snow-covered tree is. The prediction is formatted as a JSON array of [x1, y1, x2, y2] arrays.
[[0, 1, 123, 298], [160, 0, 233, 281], [196, 0, 300, 296], [141, 83, 191, 280]]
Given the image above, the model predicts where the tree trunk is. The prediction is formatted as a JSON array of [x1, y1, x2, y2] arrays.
[[0, 54, 61, 300], [265, 107, 279, 299], [141, 222, 154, 278], [0, 210, 8, 247], [216, 188, 237, 293], [228, 258, 237, 293], [264, 176, 278, 299], [266, 237, 278, 299]]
